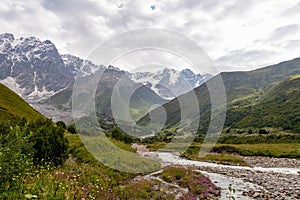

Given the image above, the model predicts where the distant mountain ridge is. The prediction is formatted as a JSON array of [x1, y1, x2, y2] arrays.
[[130, 68, 212, 99], [0, 33, 207, 103], [138, 57, 300, 133], [48, 66, 168, 122], [0, 33, 74, 101]]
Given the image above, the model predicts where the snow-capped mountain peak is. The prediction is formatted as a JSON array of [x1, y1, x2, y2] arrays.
[[130, 67, 212, 99], [0, 33, 212, 103], [0, 33, 73, 101]]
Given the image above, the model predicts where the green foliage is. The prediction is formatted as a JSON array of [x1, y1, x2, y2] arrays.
[[67, 124, 77, 134], [259, 129, 269, 134], [0, 125, 33, 192], [0, 117, 69, 195], [218, 133, 300, 144], [29, 119, 69, 166], [111, 127, 124, 140], [111, 127, 136, 144], [0, 123, 136, 199], [212, 143, 300, 158], [161, 166, 185, 182], [161, 166, 220, 198], [182, 144, 247, 166], [113, 178, 175, 200], [225, 76, 300, 132], [0, 83, 43, 121], [139, 58, 300, 135], [56, 120, 67, 129]]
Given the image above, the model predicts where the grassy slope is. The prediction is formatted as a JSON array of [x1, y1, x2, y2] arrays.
[[0, 83, 43, 121], [227, 75, 300, 131], [5, 134, 218, 199], [49, 72, 167, 121], [139, 57, 300, 133], [2, 133, 136, 199]]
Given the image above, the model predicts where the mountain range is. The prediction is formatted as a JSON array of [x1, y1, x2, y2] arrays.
[[139, 57, 300, 134], [130, 68, 212, 99], [0, 33, 212, 122], [0, 33, 210, 101], [1, 33, 300, 135]]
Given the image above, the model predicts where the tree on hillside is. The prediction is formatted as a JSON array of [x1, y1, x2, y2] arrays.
[[29, 119, 69, 166], [258, 129, 269, 134], [67, 124, 77, 134], [56, 120, 67, 129]]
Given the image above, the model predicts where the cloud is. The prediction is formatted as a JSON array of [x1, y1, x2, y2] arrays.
[[271, 24, 300, 40], [216, 49, 276, 71], [281, 2, 300, 17], [0, 0, 299, 72]]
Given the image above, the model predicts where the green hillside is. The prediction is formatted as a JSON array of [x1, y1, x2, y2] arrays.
[[49, 70, 167, 121], [138, 57, 300, 134], [0, 83, 43, 121], [227, 75, 300, 132]]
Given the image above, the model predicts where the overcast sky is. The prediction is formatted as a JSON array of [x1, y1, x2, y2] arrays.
[[1, 0, 300, 73]]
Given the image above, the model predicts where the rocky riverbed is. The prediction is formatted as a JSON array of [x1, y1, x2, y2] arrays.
[[157, 152, 300, 199], [195, 165, 300, 199], [243, 156, 300, 168], [132, 144, 300, 199]]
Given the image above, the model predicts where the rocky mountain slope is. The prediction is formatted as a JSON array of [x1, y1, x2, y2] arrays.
[[0, 33, 206, 102], [0, 33, 74, 101], [0, 33, 210, 121]]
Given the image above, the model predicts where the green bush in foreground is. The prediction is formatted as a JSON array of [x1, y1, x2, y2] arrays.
[[0, 125, 33, 191], [29, 119, 69, 166], [0, 118, 69, 194]]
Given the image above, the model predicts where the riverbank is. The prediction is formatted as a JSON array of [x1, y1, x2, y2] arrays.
[[133, 144, 300, 199], [160, 152, 300, 199]]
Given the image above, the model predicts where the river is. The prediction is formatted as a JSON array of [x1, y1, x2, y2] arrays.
[[141, 151, 300, 199]]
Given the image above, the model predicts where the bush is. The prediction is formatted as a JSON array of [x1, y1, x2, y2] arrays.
[[67, 124, 77, 134], [0, 125, 33, 191], [112, 127, 124, 141], [0, 118, 69, 196], [56, 120, 67, 129], [29, 119, 69, 166], [111, 127, 135, 144], [259, 129, 269, 134]]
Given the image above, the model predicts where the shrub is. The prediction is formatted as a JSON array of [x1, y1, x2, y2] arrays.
[[29, 119, 69, 166], [111, 127, 135, 144], [111, 127, 124, 141], [0, 125, 33, 192], [259, 129, 269, 134], [67, 124, 77, 134], [56, 120, 67, 129]]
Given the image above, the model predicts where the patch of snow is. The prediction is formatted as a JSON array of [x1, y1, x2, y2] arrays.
[[10, 55, 15, 76], [11, 38, 21, 48], [0, 76, 25, 97], [131, 74, 161, 86], [168, 70, 180, 85], [195, 79, 203, 87], [28, 85, 55, 99]]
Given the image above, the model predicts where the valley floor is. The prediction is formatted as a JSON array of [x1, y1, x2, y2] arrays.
[[133, 144, 300, 200]]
